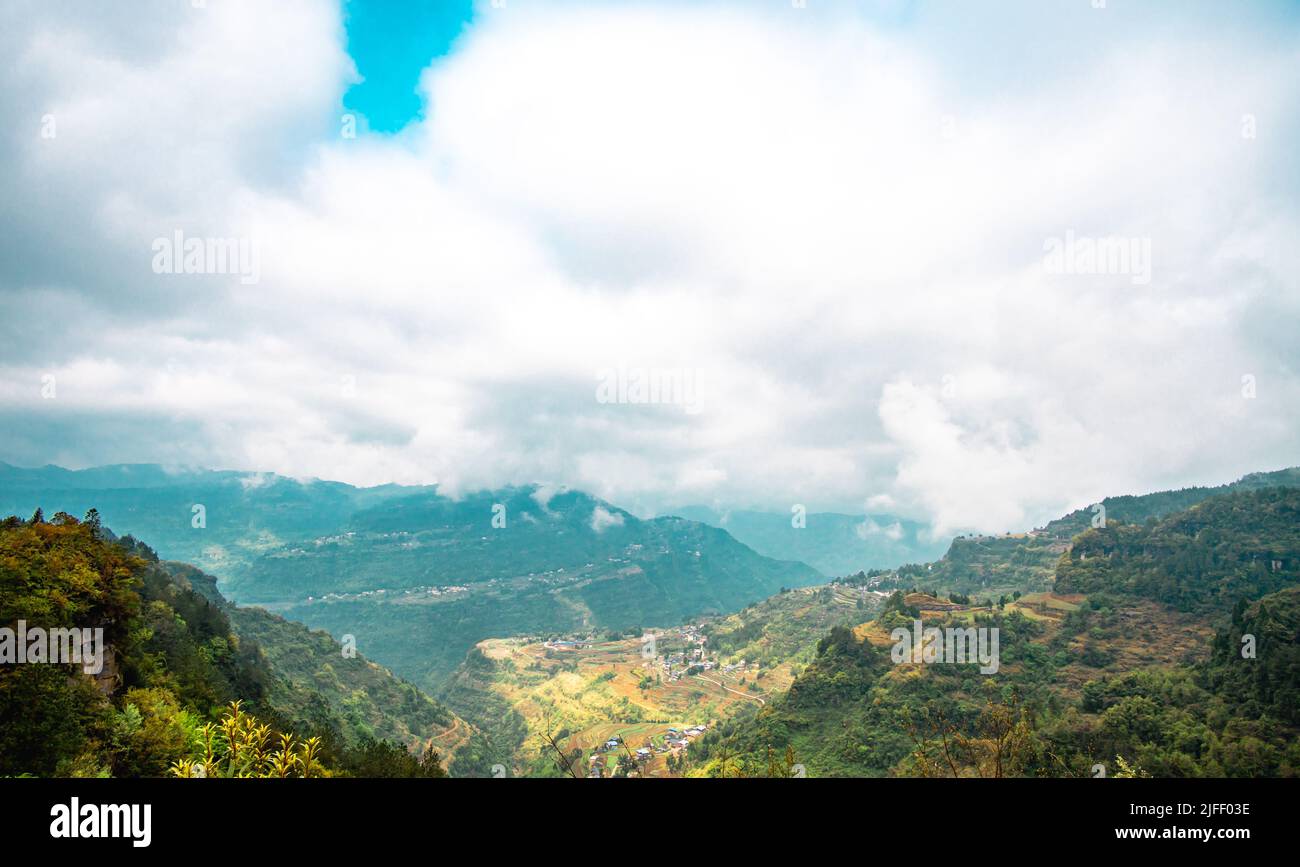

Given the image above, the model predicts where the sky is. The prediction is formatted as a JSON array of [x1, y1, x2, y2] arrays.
[[342, 0, 472, 132], [0, 0, 1298, 535]]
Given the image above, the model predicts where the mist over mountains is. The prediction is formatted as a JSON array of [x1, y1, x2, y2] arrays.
[[5, 457, 1299, 780], [665, 505, 948, 576], [0, 462, 822, 689]]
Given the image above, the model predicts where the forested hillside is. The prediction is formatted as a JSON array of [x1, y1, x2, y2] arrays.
[[871, 466, 1300, 598], [0, 512, 457, 777], [1056, 487, 1300, 612], [689, 485, 1300, 778], [161, 560, 471, 755]]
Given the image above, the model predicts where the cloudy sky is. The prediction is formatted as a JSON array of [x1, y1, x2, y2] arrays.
[[1, 0, 1297, 535]]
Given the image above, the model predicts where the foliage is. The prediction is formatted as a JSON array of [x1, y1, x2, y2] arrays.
[[0, 514, 449, 778], [1056, 488, 1300, 613], [167, 701, 330, 778], [687, 486, 1300, 778]]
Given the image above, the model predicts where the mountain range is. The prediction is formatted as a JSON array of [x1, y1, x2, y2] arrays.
[[664, 505, 947, 577], [0, 464, 822, 691], [4, 461, 1298, 778]]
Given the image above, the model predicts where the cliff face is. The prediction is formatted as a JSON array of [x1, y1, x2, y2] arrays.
[[91, 647, 118, 697]]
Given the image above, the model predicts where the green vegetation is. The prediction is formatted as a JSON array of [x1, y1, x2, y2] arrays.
[[690, 611, 1046, 777], [7, 465, 1299, 780], [163, 559, 461, 748], [869, 466, 1300, 598], [275, 505, 820, 691], [0, 467, 821, 695], [1056, 487, 1300, 613], [702, 584, 871, 669], [689, 485, 1300, 778], [436, 646, 532, 776], [0, 512, 452, 777]]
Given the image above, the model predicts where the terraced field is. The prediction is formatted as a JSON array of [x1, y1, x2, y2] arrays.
[[460, 632, 801, 776], [856, 591, 1212, 700]]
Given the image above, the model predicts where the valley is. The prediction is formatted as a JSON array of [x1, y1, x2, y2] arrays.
[[3, 462, 1298, 779], [439, 584, 877, 777], [0, 466, 824, 692]]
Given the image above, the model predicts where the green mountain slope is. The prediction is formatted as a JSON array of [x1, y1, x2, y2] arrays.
[[160, 560, 469, 754], [689, 484, 1300, 778], [873, 466, 1300, 598], [1056, 487, 1300, 613], [0, 511, 465, 777], [702, 583, 877, 670]]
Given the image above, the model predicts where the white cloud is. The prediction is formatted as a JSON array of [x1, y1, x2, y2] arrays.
[[856, 518, 903, 542], [2, 0, 1298, 533], [865, 494, 896, 512], [590, 505, 625, 534]]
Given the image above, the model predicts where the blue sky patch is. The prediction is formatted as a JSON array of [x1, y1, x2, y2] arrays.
[[342, 0, 474, 133]]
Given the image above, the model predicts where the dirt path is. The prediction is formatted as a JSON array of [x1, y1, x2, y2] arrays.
[[692, 674, 765, 705]]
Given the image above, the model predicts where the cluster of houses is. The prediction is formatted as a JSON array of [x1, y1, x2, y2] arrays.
[[586, 723, 711, 777], [307, 583, 467, 604], [677, 623, 706, 645], [663, 724, 708, 750], [655, 624, 716, 682], [660, 649, 715, 682], [522, 566, 567, 579], [544, 638, 591, 650], [312, 531, 356, 546], [650, 623, 770, 682]]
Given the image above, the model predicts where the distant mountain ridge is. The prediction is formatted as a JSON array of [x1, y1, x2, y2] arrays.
[[665, 505, 947, 576], [226, 486, 818, 601], [0, 463, 822, 694], [270, 487, 822, 690], [875, 465, 1300, 597], [0, 461, 433, 580]]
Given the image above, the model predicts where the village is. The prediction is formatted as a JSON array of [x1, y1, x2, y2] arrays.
[[306, 582, 469, 604], [537, 622, 767, 777], [584, 721, 711, 778]]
